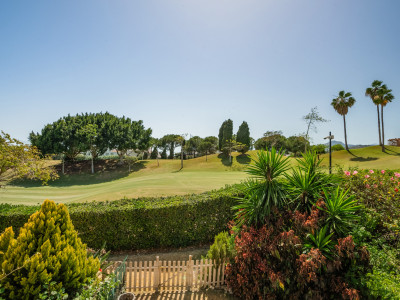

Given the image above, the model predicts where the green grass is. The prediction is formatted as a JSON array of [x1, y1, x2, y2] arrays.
[[1, 146, 399, 205], [318, 145, 400, 170], [0, 153, 250, 205]]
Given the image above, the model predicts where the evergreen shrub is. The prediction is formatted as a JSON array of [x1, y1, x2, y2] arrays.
[[0, 186, 243, 251], [0, 200, 99, 299]]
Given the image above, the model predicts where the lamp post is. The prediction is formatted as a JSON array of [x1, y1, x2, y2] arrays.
[[324, 132, 334, 174]]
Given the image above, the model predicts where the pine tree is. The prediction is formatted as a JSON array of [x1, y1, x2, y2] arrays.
[[236, 121, 250, 153], [0, 200, 100, 299]]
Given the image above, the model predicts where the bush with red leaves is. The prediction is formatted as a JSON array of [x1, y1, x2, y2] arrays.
[[225, 205, 370, 300]]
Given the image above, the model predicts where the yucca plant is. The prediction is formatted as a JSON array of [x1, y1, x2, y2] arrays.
[[286, 151, 338, 212], [303, 226, 334, 259], [318, 187, 362, 236], [234, 147, 289, 226]]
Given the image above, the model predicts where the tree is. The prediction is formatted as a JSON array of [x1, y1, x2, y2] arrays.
[[254, 131, 286, 151], [365, 80, 385, 146], [285, 135, 309, 155], [78, 124, 98, 174], [311, 144, 326, 154], [0, 132, 58, 187], [303, 107, 328, 151], [378, 86, 395, 151], [218, 119, 233, 151], [223, 139, 238, 164], [236, 121, 250, 154], [30, 113, 152, 164], [198, 136, 218, 161], [185, 136, 203, 158], [331, 91, 356, 151], [0, 200, 99, 299], [160, 134, 182, 159]]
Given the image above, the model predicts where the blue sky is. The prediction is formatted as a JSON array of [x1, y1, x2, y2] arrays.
[[1, 0, 399, 145]]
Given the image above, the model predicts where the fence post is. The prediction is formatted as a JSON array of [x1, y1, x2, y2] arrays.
[[153, 256, 161, 291], [186, 255, 193, 291]]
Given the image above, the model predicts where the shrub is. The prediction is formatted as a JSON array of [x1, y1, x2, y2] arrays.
[[332, 144, 345, 151], [0, 200, 99, 299], [0, 186, 243, 251], [206, 231, 235, 266], [225, 207, 370, 300], [233, 148, 289, 226]]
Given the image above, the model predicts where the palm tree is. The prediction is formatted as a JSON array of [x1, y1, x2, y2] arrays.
[[331, 91, 356, 151], [365, 80, 384, 146], [378, 86, 395, 151]]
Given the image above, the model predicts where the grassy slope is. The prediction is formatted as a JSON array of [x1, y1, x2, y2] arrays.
[[318, 145, 400, 170], [0, 153, 250, 205], [1, 146, 399, 205]]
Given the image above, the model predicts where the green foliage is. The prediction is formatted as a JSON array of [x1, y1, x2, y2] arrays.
[[185, 136, 203, 158], [0, 200, 100, 299], [234, 148, 289, 226], [319, 187, 361, 236], [206, 231, 235, 266], [75, 273, 120, 300], [0, 132, 58, 186], [38, 281, 68, 300], [285, 151, 337, 212], [311, 144, 326, 154], [0, 186, 243, 251], [30, 113, 152, 161], [160, 134, 183, 159], [286, 135, 309, 155], [303, 226, 334, 258], [236, 121, 250, 153], [254, 130, 286, 151], [198, 136, 218, 159], [331, 144, 345, 151], [218, 119, 233, 151]]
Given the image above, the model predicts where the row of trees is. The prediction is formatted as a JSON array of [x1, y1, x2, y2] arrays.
[[29, 112, 152, 173], [332, 80, 395, 151], [149, 135, 219, 161]]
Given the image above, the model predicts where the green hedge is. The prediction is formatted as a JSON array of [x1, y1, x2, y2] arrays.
[[0, 186, 242, 251]]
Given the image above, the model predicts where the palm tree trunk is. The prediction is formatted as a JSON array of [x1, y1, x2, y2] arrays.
[[377, 105, 382, 146], [343, 115, 349, 151], [381, 105, 385, 152]]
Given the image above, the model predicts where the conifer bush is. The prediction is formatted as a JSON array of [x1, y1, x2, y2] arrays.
[[0, 200, 99, 299]]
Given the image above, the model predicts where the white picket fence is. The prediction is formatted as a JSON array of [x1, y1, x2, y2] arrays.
[[123, 255, 226, 294]]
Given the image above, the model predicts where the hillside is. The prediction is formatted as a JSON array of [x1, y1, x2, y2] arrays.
[[1, 146, 399, 205]]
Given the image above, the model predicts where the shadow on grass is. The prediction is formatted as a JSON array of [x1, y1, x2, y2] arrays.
[[218, 153, 232, 167], [385, 147, 400, 156], [9, 160, 148, 188], [236, 154, 251, 165], [350, 157, 378, 162]]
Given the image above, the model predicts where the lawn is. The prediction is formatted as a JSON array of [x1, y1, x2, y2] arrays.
[[1, 146, 399, 205]]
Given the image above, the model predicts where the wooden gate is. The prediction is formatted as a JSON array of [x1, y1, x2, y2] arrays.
[[124, 255, 226, 294]]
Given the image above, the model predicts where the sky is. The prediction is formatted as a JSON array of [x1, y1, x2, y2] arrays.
[[1, 0, 399, 146]]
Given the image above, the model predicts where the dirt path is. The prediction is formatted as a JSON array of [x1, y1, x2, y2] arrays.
[[109, 245, 210, 262]]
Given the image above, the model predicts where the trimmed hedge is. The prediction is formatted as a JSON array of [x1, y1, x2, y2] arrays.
[[0, 186, 242, 251]]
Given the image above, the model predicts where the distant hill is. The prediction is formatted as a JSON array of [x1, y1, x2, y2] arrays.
[[325, 140, 377, 149]]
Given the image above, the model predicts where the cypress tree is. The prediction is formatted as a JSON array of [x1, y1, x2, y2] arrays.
[[222, 119, 233, 150], [218, 122, 225, 151], [236, 121, 250, 152]]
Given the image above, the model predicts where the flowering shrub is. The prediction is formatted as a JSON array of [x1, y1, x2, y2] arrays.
[[342, 169, 400, 214], [341, 169, 400, 230]]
